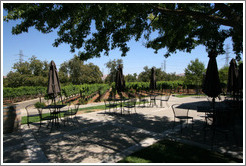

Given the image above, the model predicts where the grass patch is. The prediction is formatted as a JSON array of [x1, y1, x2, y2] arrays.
[[118, 139, 242, 163], [21, 105, 106, 124], [175, 94, 206, 98], [21, 101, 148, 124]]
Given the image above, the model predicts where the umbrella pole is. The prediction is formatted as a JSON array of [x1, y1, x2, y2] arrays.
[[53, 94, 56, 105], [211, 97, 216, 126], [212, 97, 215, 110]]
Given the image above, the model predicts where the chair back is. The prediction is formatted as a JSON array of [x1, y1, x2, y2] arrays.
[[138, 94, 142, 100], [155, 96, 161, 100], [59, 94, 64, 105], [71, 104, 80, 115], [25, 104, 43, 119], [25, 104, 33, 117], [162, 95, 170, 101], [108, 99, 115, 105], [172, 104, 189, 117], [130, 98, 137, 106], [104, 99, 107, 105], [150, 95, 155, 100]]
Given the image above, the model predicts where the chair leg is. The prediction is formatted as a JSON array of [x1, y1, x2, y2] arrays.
[[180, 120, 183, 133], [27, 116, 30, 128], [38, 120, 42, 132], [71, 115, 76, 126], [191, 118, 194, 130], [74, 115, 79, 124], [50, 118, 54, 133], [173, 117, 176, 129], [63, 117, 66, 126]]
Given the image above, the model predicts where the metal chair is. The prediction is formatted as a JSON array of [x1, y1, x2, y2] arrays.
[[149, 95, 157, 107], [104, 99, 117, 114], [123, 98, 137, 114], [138, 94, 148, 107], [160, 94, 170, 108], [25, 104, 39, 128], [25, 104, 54, 132], [63, 104, 80, 126], [196, 106, 214, 142], [171, 104, 193, 133], [197, 106, 213, 126]]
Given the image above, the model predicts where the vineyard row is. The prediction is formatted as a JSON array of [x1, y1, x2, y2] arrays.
[[3, 81, 204, 103]]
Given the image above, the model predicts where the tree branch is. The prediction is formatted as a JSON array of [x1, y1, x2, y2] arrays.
[[151, 4, 235, 28]]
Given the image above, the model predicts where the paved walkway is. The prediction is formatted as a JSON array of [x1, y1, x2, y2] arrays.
[[3, 96, 243, 163]]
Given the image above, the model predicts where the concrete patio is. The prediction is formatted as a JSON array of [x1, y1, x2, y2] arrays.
[[3, 96, 244, 163]]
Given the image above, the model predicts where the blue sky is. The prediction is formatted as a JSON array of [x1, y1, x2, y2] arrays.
[[2, 9, 236, 77]]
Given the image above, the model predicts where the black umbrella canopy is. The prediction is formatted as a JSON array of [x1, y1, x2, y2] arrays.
[[47, 60, 61, 101], [202, 53, 222, 99], [115, 64, 125, 93], [238, 63, 243, 91], [227, 58, 239, 93], [150, 67, 156, 91]]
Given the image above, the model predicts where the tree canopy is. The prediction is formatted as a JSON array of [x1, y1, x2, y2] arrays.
[[3, 54, 103, 87], [4, 3, 243, 60], [104, 59, 123, 83], [184, 58, 205, 87], [138, 66, 183, 82], [59, 55, 103, 84], [4, 55, 49, 87]]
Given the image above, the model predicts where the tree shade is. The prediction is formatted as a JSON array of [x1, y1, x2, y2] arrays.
[[3, 3, 243, 60]]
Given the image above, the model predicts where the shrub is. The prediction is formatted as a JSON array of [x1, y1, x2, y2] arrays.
[[34, 102, 46, 108]]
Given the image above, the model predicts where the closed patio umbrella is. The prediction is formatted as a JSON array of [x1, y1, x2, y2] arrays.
[[115, 65, 125, 114], [238, 63, 243, 92], [47, 60, 61, 104], [202, 53, 222, 109], [227, 58, 238, 95], [150, 67, 156, 92], [115, 64, 125, 94]]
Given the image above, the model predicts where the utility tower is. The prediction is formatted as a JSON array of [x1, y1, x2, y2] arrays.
[[161, 60, 166, 72], [164, 60, 166, 73], [15, 50, 26, 63], [223, 44, 231, 67]]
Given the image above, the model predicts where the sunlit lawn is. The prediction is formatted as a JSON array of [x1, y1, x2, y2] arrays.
[[175, 94, 206, 98], [118, 139, 242, 163]]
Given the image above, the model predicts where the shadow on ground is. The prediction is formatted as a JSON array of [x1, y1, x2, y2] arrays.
[[3, 102, 243, 163]]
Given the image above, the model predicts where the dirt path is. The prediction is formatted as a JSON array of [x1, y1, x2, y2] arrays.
[[101, 89, 111, 100], [87, 94, 100, 104]]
